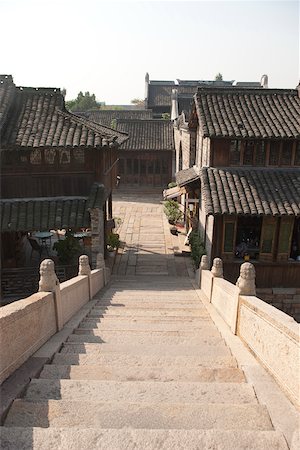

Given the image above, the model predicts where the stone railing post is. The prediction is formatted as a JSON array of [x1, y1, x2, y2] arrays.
[[236, 262, 256, 296], [38, 259, 63, 331], [78, 255, 92, 300], [195, 254, 209, 287], [96, 252, 110, 285], [211, 257, 224, 278]]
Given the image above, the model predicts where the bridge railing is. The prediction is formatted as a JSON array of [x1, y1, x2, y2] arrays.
[[0, 255, 109, 384], [197, 256, 300, 410]]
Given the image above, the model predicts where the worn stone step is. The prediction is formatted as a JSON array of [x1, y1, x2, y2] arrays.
[[0, 427, 289, 450], [52, 352, 238, 369], [5, 400, 273, 430], [79, 318, 219, 336], [88, 308, 209, 318], [84, 315, 211, 323], [95, 300, 201, 309], [40, 363, 245, 382], [25, 380, 256, 404], [61, 342, 231, 357], [68, 332, 223, 346]]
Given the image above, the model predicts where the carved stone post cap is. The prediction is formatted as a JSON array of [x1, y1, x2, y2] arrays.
[[96, 252, 105, 269], [236, 262, 256, 295], [211, 257, 223, 278], [39, 258, 59, 292], [78, 255, 91, 276], [200, 254, 209, 270]]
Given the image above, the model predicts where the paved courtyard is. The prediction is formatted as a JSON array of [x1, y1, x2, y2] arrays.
[[111, 189, 193, 277]]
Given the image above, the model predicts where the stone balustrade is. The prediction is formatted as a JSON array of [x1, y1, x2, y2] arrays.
[[0, 255, 110, 384], [197, 255, 300, 409]]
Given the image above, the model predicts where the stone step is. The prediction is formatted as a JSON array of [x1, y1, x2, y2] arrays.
[[95, 300, 202, 309], [40, 363, 245, 382], [88, 308, 209, 318], [0, 428, 289, 450], [52, 352, 238, 369], [68, 332, 223, 346], [61, 342, 231, 357], [5, 400, 273, 430], [24, 380, 256, 404], [84, 315, 211, 323], [79, 317, 219, 336]]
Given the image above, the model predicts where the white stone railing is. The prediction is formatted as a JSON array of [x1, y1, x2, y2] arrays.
[[198, 256, 300, 409], [0, 255, 110, 384]]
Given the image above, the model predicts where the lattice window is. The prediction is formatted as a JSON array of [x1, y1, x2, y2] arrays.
[[73, 148, 85, 164], [30, 149, 42, 164], [229, 140, 241, 165], [254, 141, 266, 166], [281, 141, 293, 166], [243, 141, 254, 165], [269, 141, 280, 165], [45, 149, 57, 164]]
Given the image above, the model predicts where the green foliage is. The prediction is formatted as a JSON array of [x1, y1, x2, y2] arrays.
[[53, 234, 82, 265], [110, 119, 117, 129], [131, 98, 144, 106], [215, 72, 223, 81], [163, 200, 183, 224], [168, 181, 177, 188], [66, 91, 100, 112], [162, 113, 171, 120], [188, 231, 206, 268], [107, 232, 120, 250]]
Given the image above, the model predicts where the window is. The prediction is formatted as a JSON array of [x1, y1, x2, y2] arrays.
[[295, 142, 300, 166], [223, 220, 236, 253], [178, 144, 183, 171], [281, 141, 292, 166], [229, 140, 241, 165], [73, 149, 85, 164], [243, 141, 254, 165], [254, 141, 266, 166], [269, 141, 280, 165]]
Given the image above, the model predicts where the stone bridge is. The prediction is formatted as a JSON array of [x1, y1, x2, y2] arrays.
[[0, 191, 299, 449]]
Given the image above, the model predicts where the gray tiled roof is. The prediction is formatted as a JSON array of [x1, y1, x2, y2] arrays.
[[175, 166, 200, 186], [1, 183, 106, 232], [201, 167, 300, 216], [0, 76, 127, 149], [79, 110, 153, 128], [195, 87, 300, 139], [116, 119, 175, 151]]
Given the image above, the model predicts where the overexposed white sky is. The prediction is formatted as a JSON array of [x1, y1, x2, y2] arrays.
[[1, 0, 299, 104]]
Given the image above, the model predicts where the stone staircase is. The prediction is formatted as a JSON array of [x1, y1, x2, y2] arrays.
[[1, 276, 288, 449]]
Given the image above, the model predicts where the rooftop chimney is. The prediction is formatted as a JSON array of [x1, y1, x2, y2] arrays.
[[260, 74, 268, 88], [171, 89, 179, 121], [145, 72, 149, 105]]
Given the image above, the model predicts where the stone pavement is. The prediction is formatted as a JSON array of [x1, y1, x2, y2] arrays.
[[1, 189, 297, 449], [111, 189, 192, 277]]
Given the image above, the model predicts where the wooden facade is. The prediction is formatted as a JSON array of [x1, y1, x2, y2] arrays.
[[118, 150, 172, 186], [0, 75, 128, 272], [175, 86, 300, 288]]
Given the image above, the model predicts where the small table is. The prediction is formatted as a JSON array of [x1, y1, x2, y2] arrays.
[[33, 231, 54, 248]]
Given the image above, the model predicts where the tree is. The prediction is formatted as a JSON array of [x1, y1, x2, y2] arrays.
[[65, 91, 100, 112], [131, 98, 144, 107], [215, 73, 223, 81]]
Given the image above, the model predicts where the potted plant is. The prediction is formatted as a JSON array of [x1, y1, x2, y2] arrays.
[[163, 200, 183, 225]]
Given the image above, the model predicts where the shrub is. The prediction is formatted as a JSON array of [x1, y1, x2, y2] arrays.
[[107, 232, 120, 250], [189, 231, 206, 268], [53, 234, 82, 265], [168, 181, 177, 188], [163, 200, 183, 224]]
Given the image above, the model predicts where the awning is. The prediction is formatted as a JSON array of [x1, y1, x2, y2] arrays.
[[201, 167, 300, 216], [1, 183, 106, 232], [175, 166, 200, 187], [163, 186, 183, 200]]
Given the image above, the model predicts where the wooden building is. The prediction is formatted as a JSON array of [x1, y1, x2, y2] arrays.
[[78, 109, 153, 128], [0, 75, 128, 271], [115, 119, 175, 187], [175, 86, 300, 287]]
